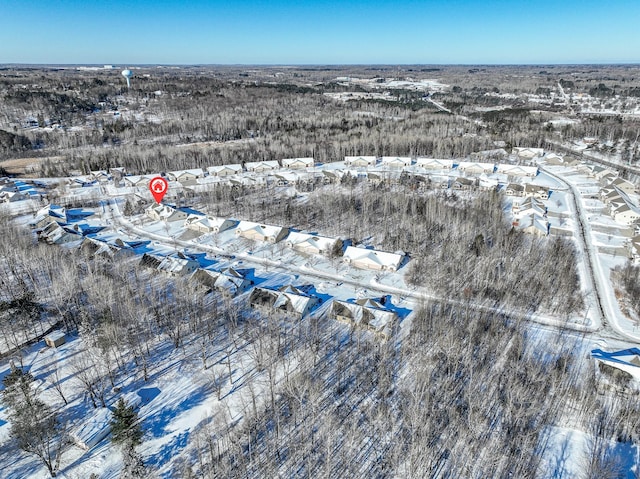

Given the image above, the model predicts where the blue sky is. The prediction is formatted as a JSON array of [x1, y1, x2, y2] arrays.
[[1, 0, 638, 64]]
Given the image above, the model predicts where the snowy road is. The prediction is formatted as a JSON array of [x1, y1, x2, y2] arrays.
[[540, 165, 640, 342]]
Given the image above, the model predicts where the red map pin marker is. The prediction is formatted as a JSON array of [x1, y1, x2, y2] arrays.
[[149, 176, 168, 203]]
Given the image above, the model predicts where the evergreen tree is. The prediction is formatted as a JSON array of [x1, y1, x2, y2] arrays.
[[110, 398, 143, 448]]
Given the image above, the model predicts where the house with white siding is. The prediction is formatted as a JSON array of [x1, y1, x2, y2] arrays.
[[343, 246, 404, 272], [235, 221, 289, 243]]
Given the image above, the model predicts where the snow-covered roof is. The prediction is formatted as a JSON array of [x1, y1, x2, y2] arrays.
[[285, 231, 338, 253], [496, 164, 538, 176], [245, 160, 280, 170], [343, 246, 404, 271], [281, 157, 314, 168], [157, 255, 199, 275], [344, 156, 377, 165], [235, 221, 287, 240], [457, 161, 495, 172], [207, 164, 243, 175], [592, 348, 640, 380], [167, 168, 204, 180], [415, 158, 454, 168], [380, 156, 412, 166]]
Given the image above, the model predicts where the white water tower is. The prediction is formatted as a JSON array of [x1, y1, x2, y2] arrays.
[[121, 69, 133, 88]]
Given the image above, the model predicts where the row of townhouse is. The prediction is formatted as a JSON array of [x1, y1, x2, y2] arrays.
[[599, 179, 640, 226], [144, 203, 406, 272], [344, 156, 540, 177], [135, 250, 400, 340]]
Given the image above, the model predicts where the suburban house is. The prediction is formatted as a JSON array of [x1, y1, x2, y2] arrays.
[[380, 156, 412, 169], [512, 196, 547, 217], [610, 177, 637, 195], [123, 175, 156, 188], [167, 169, 205, 183], [513, 147, 544, 161], [285, 232, 342, 256], [249, 285, 318, 318], [80, 238, 123, 259], [38, 221, 81, 245], [524, 184, 550, 200], [496, 164, 538, 178], [344, 156, 377, 167], [611, 203, 640, 226], [591, 348, 640, 381], [281, 157, 315, 169], [228, 176, 264, 189], [235, 221, 289, 243], [544, 153, 565, 166], [505, 183, 525, 197], [1, 191, 27, 203], [213, 268, 252, 296], [471, 148, 508, 161], [415, 158, 454, 170], [515, 214, 550, 237], [457, 161, 495, 175], [207, 164, 243, 177], [331, 298, 398, 340], [343, 246, 404, 272], [185, 215, 237, 234], [478, 175, 499, 191], [452, 177, 476, 190], [89, 170, 111, 182], [366, 172, 385, 185], [245, 160, 280, 173], [322, 169, 345, 184], [146, 204, 196, 223], [139, 253, 165, 270], [157, 253, 199, 277]]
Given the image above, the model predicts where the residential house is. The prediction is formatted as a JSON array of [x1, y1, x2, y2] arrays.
[[513, 147, 544, 161], [331, 298, 398, 340], [524, 184, 550, 200], [213, 268, 252, 296], [322, 169, 344, 184], [157, 253, 199, 277], [139, 253, 164, 270], [516, 214, 550, 237], [281, 157, 314, 169], [496, 164, 538, 178], [343, 246, 404, 272], [380, 156, 412, 169], [123, 175, 156, 188], [505, 183, 525, 197], [610, 177, 637, 195], [478, 175, 499, 191], [286, 232, 341, 256], [89, 170, 111, 182], [249, 285, 318, 318], [235, 221, 289, 243], [1, 191, 27, 202], [513, 196, 547, 217], [344, 156, 377, 167], [612, 203, 640, 226], [415, 158, 455, 170], [471, 148, 508, 161], [544, 153, 565, 166], [457, 161, 495, 175], [146, 204, 193, 222], [167, 169, 205, 184], [207, 164, 243, 177], [453, 177, 476, 190], [592, 348, 640, 381], [245, 160, 280, 173], [185, 215, 237, 234]]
